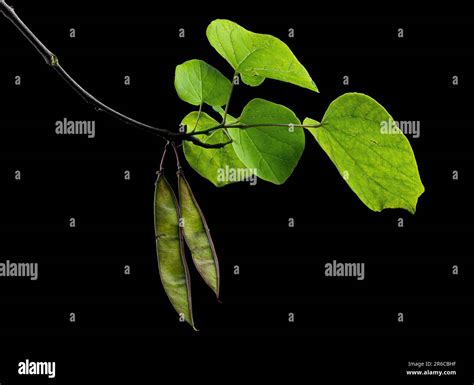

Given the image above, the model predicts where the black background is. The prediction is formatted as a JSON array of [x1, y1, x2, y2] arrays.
[[0, 0, 473, 382]]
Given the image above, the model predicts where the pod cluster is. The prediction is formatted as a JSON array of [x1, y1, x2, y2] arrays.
[[154, 144, 220, 330]]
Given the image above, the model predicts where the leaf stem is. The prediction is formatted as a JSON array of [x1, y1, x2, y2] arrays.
[[191, 103, 203, 133], [222, 128, 232, 141], [222, 71, 237, 124]]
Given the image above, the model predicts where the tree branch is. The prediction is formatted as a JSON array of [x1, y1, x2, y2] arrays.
[[0, 1, 230, 149]]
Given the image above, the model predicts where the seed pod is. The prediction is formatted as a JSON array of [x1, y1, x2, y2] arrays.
[[154, 171, 196, 329], [178, 170, 220, 298]]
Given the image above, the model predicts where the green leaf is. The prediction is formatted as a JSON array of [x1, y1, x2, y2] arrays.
[[241, 73, 265, 87], [211, 105, 239, 124], [207, 19, 317, 92], [212, 105, 225, 117], [228, 98, 304, 184], [175, 59, 232, 107], [182, 112, 253, 187], [304, 93, 424, 213]]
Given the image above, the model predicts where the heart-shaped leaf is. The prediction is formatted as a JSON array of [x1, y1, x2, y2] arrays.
[[304, 93, 424, 213], [207, 19, 317, 92], [228, 98, 305, 184], [175, 59, 232, 107]]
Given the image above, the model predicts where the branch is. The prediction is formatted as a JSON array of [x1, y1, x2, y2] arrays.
[[0, 1, 230, 149], [190, 122, 323, 136], [185, 135, 232, 149]]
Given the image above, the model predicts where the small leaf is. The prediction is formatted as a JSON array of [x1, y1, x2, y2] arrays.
[[228, 98, 304, 184], [207, 19, 317, 92], [182, 112, 253, 187], [304, 93, 424, 213], [175, 59, 231, 107]]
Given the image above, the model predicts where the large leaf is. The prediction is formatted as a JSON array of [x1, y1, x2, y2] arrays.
[[175, 59, 232, 107], [228, 98, 304, 184], [207, 19, 317, 92], [182, 112, 253, 187], [304, 93, 424, 213]]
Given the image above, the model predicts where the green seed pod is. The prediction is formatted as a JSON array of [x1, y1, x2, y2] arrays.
[[154, 171, 196, 330], [178, 171, 220, 298]]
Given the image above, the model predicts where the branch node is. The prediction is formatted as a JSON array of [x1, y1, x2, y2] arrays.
[[49, 54, 59, 67]]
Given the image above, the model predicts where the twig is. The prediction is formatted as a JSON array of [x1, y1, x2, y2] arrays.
[[158, 142, 170, 171], [191, 122, 323, 137], [171, 142, 182, 170], [0, 1, 227, 149]]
